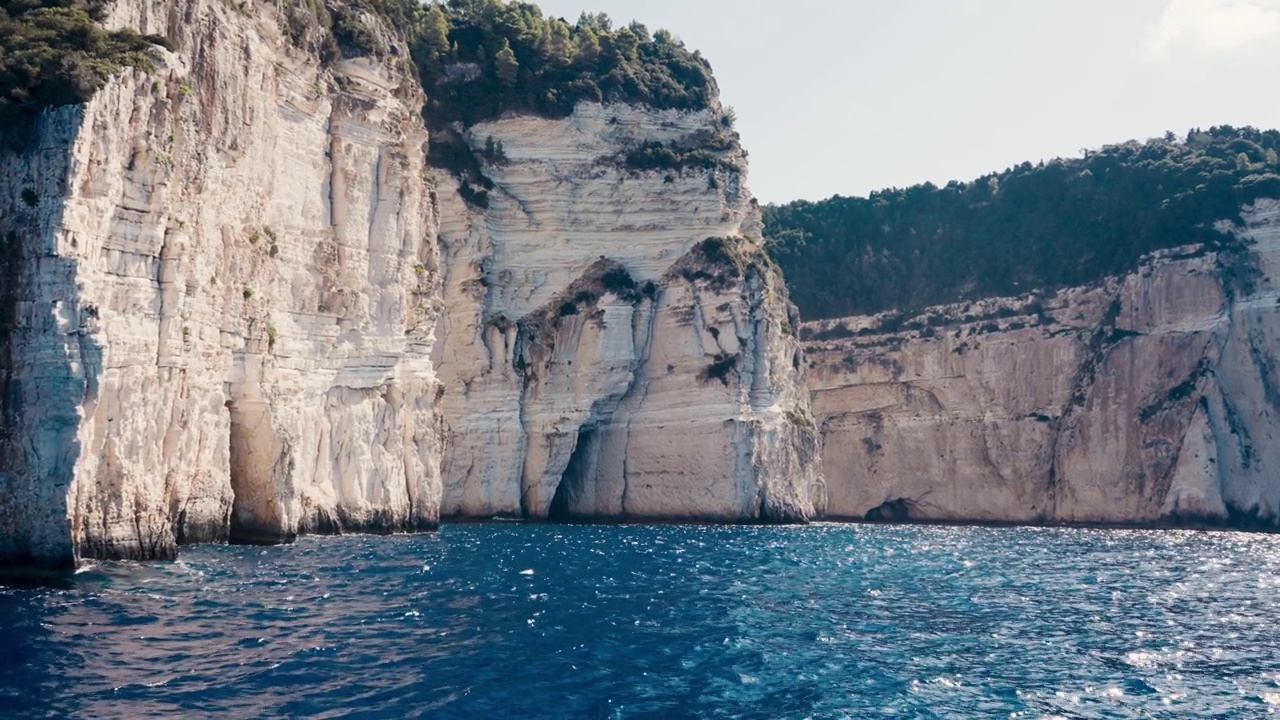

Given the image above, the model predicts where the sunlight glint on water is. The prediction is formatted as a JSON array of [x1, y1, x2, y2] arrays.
[[3, 524, 1280, 718]]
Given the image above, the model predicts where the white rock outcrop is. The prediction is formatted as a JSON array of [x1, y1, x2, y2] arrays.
[[0, 2, 823, 573], [806, 200, 1280, 527], [0, 1, 444, 571], [432, 105, 823, 522]]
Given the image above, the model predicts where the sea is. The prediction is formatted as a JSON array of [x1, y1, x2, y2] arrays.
[[3, 523, 1280, 718]]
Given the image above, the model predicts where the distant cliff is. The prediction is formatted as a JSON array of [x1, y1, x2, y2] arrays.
[[0, 0, 821, 575], [801, 200, 1280, 528], [764, 127, 1280, 529]]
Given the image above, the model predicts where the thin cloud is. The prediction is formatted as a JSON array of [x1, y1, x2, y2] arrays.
[[1146, 0, 1280, 54]]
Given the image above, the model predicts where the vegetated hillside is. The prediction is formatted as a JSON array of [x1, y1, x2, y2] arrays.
[[0, 0, 169, 119], [764, 126, 1280, 320], [3, 0, 719, 127]]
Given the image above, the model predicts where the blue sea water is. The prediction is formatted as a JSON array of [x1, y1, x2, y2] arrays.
[[3, 524, 1280, 718]]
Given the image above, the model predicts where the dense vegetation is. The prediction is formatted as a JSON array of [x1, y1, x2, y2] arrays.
[[321, 0, 717, 125], [407, 0, 715, 124], [2, 0, 715, 124], [0, 0, 169, 118], [764, 126, 1280, 320]]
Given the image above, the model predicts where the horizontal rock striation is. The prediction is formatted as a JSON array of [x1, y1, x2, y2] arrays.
[[805, 199, 1280, 528]]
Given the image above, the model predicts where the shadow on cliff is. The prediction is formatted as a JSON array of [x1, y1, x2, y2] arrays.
[[0, 109, 85, 576]]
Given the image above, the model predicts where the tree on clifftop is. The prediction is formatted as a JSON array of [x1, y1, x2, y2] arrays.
[[420, 4, 450, 59], [493, 37, 518, 85]]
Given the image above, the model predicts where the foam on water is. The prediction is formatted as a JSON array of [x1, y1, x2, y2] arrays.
[[3, 525, 1280, 718]]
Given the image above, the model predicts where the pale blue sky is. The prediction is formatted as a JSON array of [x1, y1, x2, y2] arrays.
[[535, 0, 1280, 203]]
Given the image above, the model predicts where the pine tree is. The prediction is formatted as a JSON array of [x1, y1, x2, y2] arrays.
[[494, 37, 519, 86], [575, 27, 600, 64], [546, 18, 572, 67], [421, 5, 450, 60]]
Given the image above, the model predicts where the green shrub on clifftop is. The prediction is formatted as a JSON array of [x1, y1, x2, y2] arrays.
[[0, 0, 170, 117]]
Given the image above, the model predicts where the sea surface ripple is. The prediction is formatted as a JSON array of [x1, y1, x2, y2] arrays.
[[4, 524, 1280, 718]]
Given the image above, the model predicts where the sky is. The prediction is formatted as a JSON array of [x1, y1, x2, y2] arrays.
[[533, 0, 1280, 204]]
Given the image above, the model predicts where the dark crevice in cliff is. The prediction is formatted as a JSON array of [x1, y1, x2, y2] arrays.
[[1220, 388, 1256, 469], [225, 401, 256, 545], [1045, 294, 1132, 515], [1138, 359, 1213, 424], [550, 427, 597, 522], [865, 498, 917, 522], [1247, 331, 1280, 414]]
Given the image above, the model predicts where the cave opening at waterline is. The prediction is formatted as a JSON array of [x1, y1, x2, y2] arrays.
[[226, 399, 252, 544], [549, 427, 599, 522], [225, 398, 295, 545]]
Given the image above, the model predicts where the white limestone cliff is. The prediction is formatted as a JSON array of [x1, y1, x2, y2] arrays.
[[432, 105, 823, 522], [0, 0, 444, 571], [805, 199, 1280, 528], [0, 2, 823, 574]]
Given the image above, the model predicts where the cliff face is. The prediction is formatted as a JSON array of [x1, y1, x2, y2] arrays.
[[805, 199, 1280, 527], [0, 1, 821, 572], [432, 105, 822, 522], [0, 0, 444, 571]]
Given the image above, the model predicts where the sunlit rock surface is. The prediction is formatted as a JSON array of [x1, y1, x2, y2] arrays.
[[432, 105, 823, 522], [0, 0, 444, 570], [805, 199, 1280, 528], [0, 1, 822, 574]]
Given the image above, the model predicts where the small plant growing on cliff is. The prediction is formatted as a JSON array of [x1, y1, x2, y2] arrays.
[[457, 182, 490, 209], [482, 136, 508, 163], [700, 352, 739, 387], [269, 243, 279, 258], [266, 324, 278, 352], [784, 408, 816, 431], [263, 226, 277, 242], [243, 287, 254, 300], [427, 136, 494, 209], [600, 266, 641, 301], [623, 141, 729, 173], [248, 231, 260, 245]]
